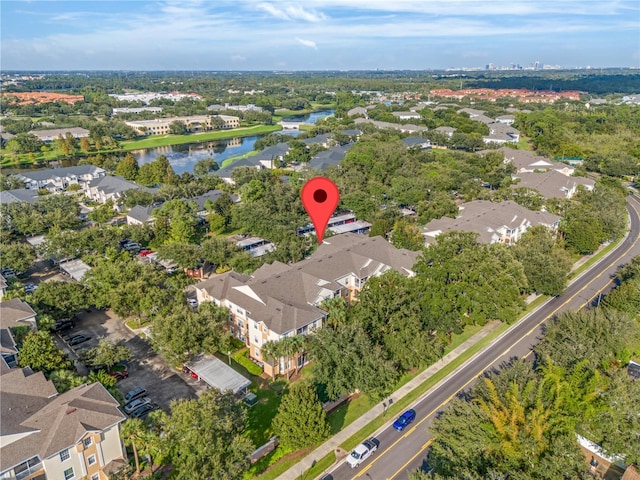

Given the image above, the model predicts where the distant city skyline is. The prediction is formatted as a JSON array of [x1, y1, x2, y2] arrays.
[[1, 0, 639, 71]]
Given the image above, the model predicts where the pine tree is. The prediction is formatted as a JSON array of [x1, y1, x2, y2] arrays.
[[272, 381, 330, 450]]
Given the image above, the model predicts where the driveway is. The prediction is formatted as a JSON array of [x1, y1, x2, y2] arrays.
[[57, 307, 206, 412]]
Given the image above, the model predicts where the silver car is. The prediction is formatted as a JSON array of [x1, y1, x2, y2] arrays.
[[124, 397, 151, 414]]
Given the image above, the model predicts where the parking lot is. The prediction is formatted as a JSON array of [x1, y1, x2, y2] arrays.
[[54, 306, 207, 412]]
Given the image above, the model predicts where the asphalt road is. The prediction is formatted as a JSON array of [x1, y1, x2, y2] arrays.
[[326, 194, 640, 480]]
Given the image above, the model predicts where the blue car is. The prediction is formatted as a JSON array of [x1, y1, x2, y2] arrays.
[[393, 409, 416, 431]]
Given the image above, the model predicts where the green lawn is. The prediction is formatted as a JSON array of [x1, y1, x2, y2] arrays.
[[0, 124, 282, 166], [221, 149, 259, 168], [517, 135, 533, 151], [120, 124, 281, 151], [214, 349, 287, 448], [245, 380, 287, 447]]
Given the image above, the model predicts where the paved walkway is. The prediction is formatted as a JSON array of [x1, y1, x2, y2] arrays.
[[274, 320, 503, 480]]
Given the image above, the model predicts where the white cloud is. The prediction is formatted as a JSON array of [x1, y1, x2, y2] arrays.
[[230, 55, 246, 61], [296, 38, 318, 49], [257, 3, 327, 21]]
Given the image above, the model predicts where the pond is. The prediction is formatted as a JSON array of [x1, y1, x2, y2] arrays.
[[130, 109, 335, 175]]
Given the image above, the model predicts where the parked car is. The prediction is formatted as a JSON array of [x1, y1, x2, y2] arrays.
[[124, 396, 151, 414], [346, 438, 379, 468], [68, 334, 91, 346], [109, 370, 129, 381], [123, 386, 148, 405], [393, 409, 416, 431], [187, 298, 198, 308], [138, 249, 154, 257], [54, 319, 75, 332], [24, 283, 38, 294], [130, 402, 159, 419], [1, 268, 16, 277]]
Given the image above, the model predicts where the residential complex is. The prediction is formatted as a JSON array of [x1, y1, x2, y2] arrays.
[[194, 234, 419, 377], [429, 88, 583, 103], [0, 298, 37, 369], [13, 165, 106, 191], [125, 114, 239, 136], [3, 165, 155, 207], [422, 200, 561, 245], [0, 368, 127, 480]]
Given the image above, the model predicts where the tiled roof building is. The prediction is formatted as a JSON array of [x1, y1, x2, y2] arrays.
[[0, 368, 127, 480], [195, 234, 418, 377]]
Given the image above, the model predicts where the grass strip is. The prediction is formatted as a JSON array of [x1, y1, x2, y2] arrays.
[[120, 125, 281, 150]]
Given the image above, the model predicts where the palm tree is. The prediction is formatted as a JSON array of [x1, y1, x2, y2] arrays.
[[120, 418, 147, 475], [279, 335, 305, 380], [262, 340, 285, 377]]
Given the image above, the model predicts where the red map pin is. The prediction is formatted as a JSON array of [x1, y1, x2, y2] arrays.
[[301, 177, 340, 244]]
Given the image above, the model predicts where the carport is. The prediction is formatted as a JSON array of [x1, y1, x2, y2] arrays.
[[59, 259, 91, 281], [186, 355, 251, 395]]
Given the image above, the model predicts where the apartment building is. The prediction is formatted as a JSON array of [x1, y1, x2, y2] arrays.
[[0, 368, 127, 480], [125, 114, 239, 136], [0, 299, 37, 369], [14, 165, 106, 191], [194, 234, 418, 377], [422, 200, 561, 245]]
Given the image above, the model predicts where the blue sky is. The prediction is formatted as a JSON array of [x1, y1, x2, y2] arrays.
[[2, 0, 639, 71]]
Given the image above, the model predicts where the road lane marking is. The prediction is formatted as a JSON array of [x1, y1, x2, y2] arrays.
[[350, 197, 640, 480], [387, 439, 434, 480]]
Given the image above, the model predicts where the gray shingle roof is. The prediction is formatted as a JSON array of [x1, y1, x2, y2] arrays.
[[1, 371, 125, 471], [14, 165, 104, 182], [88, 175, 151, 195], [0, 299, 37, 328], [302, 134, 330, 145], [197, 234, 418, 335], [402, 136, 431, 147], [422, 200, 560, 244], [512, 171, 595, 199], [127, 204, 158, 223], [308, 143, 354, 171], [0, 189, 40, 205], [215, 157, 261, 179], [253, 142, 290, 162]]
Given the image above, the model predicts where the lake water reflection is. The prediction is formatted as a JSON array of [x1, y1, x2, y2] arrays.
[[130, 109, 334, 175]]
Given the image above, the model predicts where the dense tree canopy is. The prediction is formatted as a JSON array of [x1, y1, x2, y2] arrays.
[[0, 241, 36, 273], [272, 381, 330, 450], [30, 280, 89, 319], [18, 330, 72, 373], [159, 390, 254, 480], [429, 361, 587, 479]]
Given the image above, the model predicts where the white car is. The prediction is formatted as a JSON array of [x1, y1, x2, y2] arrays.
[[187, 298, 198, 308], [346, 438, 378, 468]]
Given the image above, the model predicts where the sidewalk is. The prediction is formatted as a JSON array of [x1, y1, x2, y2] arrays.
[[274, 320, 503, 480], [273, 211, 633, 480]]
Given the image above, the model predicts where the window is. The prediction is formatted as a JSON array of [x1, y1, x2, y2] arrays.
[[64, 467, 75, 480], [83, 437, 93, 448], [255, 349, 260, 358], [91, 474, 100, 480], [87, 454, 96, 466], [60, 449, 70, 462]]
